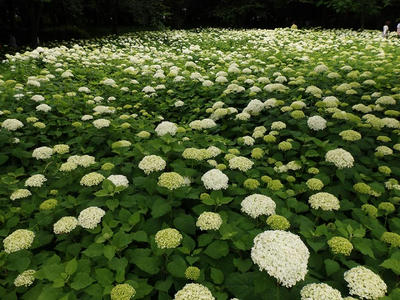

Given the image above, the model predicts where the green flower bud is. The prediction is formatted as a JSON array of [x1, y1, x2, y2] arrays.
[[101, 162, 115, 171], [267, 179, 283, 191], [39, 199, 58, 210], [290, 110, 305, 119], [327, 236, 353, 256], [49, 189, 58, 195], [261, 176, 272, 183], [381, 232, 400, 248], [185, 266, 200, 280], [200, 193, 210, 201], [251, 148, 264, 159], [306, 178, 324, 190], [228, 148, 240, 155], [308, 167, 319, 175], [378, 202, 395, 214], [243, 178, 260, 190], [286, 175, 296, 183], [361, 204, 378, 218], [110, 283, 136, 300], [266, 215, 290, 230], [278, 141, 292, 151], [263, 135, 276, 143], [378, 166, 391, 175], [217, 163, 227, 171]]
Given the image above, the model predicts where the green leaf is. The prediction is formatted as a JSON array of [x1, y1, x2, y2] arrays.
[[324, 259, 340, 276], [233, 258, 253, 273], [167, 255, 187, 278], [6, 251, 31, 272], [151, 198, 171, 218], [65, 258, 78, 275], [112, 231, 133, 249], [71, 272, 94, 290], [173, 215, 196, 235], [104, 245, 116, 260], [131, 256, 161, 275], [37, 286, 63, 300], [95, 268, 114, 287], [380, 254, 400, 275], [132, 231, 148, 242], [106, 198, 119, 210], [210, 267, 224, 284], [155, 277, 173, 292], [83, 243, 104, 257], [204, 241, 229, 259], [102, 179, 115, 193], [353, 238, 375, 259]]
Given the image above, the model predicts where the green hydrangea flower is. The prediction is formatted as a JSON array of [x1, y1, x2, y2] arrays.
[[307, 167, 319, 175], [217, 163, 227, 171], [378, 166, 391, 175], [306, 178, 324, 190], [243, 178, 260, 190], [39, 199, 58, 210], [101, 162, 115, 171], [278, 141, 292, 151], [327, 236, 353, 256], [266, 215, 290, 230], [261, 176, 272, 183], [110, 283, 136, 300], [378, 202, 395, 214], [267, 179, 283, 191], [381, 232, 400, 248], [263, 135, 276, 143], [251, 148, 264, 159], [185, 266, 200, 280], [290, 110, 305, 119], [361, 204, 378, 217]]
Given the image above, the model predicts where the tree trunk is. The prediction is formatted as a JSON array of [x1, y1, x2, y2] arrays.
[[28, 0, 42, 47]]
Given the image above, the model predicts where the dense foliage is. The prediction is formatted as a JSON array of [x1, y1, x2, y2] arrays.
[[2, 0, 400, 46], [0, 28, 400, 300]]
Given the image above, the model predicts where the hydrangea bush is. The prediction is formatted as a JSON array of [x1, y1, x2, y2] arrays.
[[0, 28, 399, 299]]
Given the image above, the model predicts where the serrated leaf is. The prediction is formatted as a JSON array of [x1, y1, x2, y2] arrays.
[[71, 272, 94, 290], [210, 267, 224, 284], [65, 258, 78, 275], [324, 259, 340, 276], [204, 240, 229, 259]]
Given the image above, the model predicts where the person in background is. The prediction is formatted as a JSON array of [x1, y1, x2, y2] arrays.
[[383, 21, 390, 38], [397, 22, 400, 38]]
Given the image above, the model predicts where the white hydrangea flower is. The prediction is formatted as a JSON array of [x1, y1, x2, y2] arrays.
[[251, 230, 309, 287], [229, 156, 254, 172], [78, 207, 106, 229], [309, 192, 340, 211], [344, 266, 387, 299], [241, 194, 276, 218], [138, 155, 166, 174], [32, 146, 53, 160], [10, 189, 31, 200], [201, 169, 229, 190], [107, 175, 129, 187], [196, 212, 223, 230], [36, 104, 51, 112], [2, 119, 24, 131], [307, 116, 327, 131], [53, 216, 78, 234], [3, 229, 35, 253], [155, 121, 178, 136], [300, 283, 343, 300], [174, 283, 215, 300], [93, 119, 111, 129], [325, 148, 354, 169], [14, 270, 36, 287], [25, 174, 47, 187], [31, 95, 45, 102]]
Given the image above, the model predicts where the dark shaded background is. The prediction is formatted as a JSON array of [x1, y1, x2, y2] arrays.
[[1, 0, 400, 49]]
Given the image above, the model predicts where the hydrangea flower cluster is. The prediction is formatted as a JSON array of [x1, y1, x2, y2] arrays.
[[344, 266, 387, 299], [251, 230, 310, 287]]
